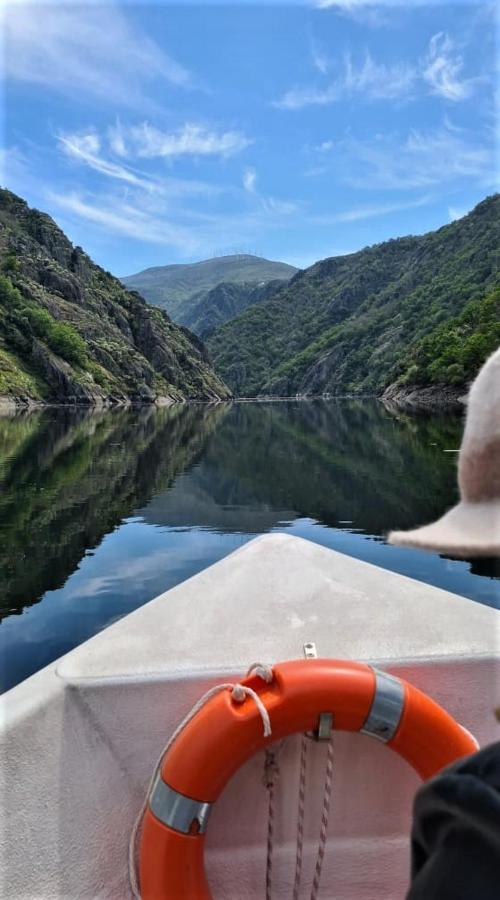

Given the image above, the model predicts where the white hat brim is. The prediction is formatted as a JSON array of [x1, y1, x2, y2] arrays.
[[388, 500, 500, 558]]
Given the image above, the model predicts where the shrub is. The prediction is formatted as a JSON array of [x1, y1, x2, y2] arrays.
[[2, 254, 20, 274], [48, 323, 87, 366]]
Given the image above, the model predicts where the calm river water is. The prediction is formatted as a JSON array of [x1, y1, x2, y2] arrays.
[[1, 399, 498, 693]]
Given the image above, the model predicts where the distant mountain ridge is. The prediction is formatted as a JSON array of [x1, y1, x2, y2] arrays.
[[0, 190, 230, 405], [207, 196, 500, 401], [122, 254, 298, 335]]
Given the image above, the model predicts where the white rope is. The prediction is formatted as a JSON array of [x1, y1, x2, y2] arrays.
[[128, 663, 273, 899]]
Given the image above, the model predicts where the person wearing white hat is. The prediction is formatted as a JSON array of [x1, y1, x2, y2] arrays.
[[393, 346, 500, 899], [389, 346, 500, 557]]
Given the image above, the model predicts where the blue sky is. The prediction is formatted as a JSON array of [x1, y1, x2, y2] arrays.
[[1, 0, 498, 275]]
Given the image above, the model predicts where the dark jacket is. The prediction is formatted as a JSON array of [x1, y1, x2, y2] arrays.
[[407, 741, 500, 899]]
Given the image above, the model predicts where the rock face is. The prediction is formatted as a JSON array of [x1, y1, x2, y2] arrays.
[[122, 254, 298, 334], [381, 383, 467, 410], [0, 189, 231, 404], [207, 195, 500, 400]]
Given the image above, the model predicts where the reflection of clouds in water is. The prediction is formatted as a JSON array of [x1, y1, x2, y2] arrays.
[[62, 524, 236, 603]]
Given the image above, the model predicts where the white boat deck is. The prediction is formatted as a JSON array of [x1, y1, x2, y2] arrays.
[[1, 534, 499, 899]]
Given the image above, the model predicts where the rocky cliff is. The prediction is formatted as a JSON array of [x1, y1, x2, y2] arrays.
[[0, 189, 230, 405]]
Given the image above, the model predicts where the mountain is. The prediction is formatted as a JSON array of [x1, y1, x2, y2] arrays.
[[207, 196, 500, 400], [121, 254, 298, 334], [0, 189, 230, 405], [183, 278, 287, 340]]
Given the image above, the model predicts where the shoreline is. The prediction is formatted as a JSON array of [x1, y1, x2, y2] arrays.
[[0, 384, 468, 414], [0, 395, 231, 416]]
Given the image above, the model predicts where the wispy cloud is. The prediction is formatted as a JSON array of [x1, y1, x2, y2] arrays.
[[47, 190, 200, 253], [310, 37, 329, 75], [274, 51, 416, 109], [107, 121, 251, 160], [58, 131, 155, 190], [341, 121, 495, 190], [309, 195, 433, 225], [314, 140, 335, 152], [243, 167, 258, 193], [2, 2, 191, 109], [241, 167, 297, 214], [423, 32, 474, 101], [260, 197, 298, 216], [57, 128, 229, 201], [275, 33, 480, 111], [48, 184, 300, 260], [315, 0, 389, 27]]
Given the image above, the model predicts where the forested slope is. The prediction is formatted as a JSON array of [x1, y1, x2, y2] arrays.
[[207, 195, 499, 398]]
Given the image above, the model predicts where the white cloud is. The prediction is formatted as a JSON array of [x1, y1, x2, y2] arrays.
[[57, 126, 242, 198], [310, 37, 329, 75], [108, 124, 128, 159], [315, 0, 389, 27], [276, 31, 480, 111], [274, 52, 417, 109], [108, 122, 251, 160], [316, 0, 375, 8], [344, 52, 416, 97], [45, 172, 299, 261], [315, 141, 335, 152], [240, 166, 297, 214], [276, 85, 339, 111], [58, 131, 155, 190], [1, 1, 191, 109], [260, 197, 298, 215], [47, 190, 199, 253], [309, 195, 433, 225], [243, 167, 258, 193], [342, 122, 495, 190], [423, 32, 474, 101]]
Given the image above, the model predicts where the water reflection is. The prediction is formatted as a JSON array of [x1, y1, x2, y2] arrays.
[[0, 403, 226, 620], [0, 400, 498, 693], [140, 400, 463, 535]]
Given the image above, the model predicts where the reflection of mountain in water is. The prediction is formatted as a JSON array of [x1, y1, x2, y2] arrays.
[[0, 403, 226, 620], [141, 400, 462, 535], [140, 400, 498, 581], [141, 471, 297, 534]]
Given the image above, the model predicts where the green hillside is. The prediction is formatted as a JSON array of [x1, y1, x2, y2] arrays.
[[184, 278, 288, 339], [0, 189, 230, 404], [122, 254, 298, 329], [207, 195, 499, 399]]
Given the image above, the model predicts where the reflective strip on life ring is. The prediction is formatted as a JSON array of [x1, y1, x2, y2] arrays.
[[139, 658, 478, 900]]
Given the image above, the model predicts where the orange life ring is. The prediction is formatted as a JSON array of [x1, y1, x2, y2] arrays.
[[139, 659, 478, 899]]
